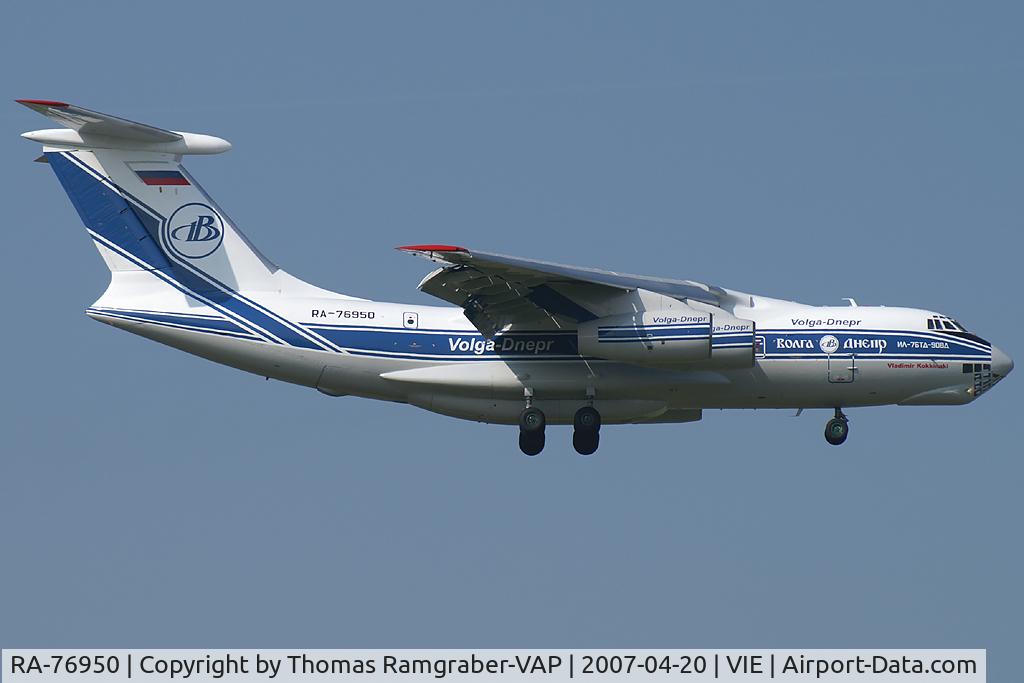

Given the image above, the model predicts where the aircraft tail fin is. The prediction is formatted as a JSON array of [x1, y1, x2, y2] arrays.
[[19, 99, 359, 353], [18, 99, 280, 293]]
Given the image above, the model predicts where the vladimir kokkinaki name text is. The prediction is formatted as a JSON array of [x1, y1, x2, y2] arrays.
[[1, 650, 984, 681]]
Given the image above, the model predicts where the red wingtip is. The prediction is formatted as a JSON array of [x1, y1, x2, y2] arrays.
[[16, 99, 70, 107], [397, 244, 468, 253]]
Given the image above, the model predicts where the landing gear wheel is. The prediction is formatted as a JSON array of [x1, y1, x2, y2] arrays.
[[572, 406, 602, 455], [518, 406, 546, 456], [573, 406, 601, 431], [572, 430, 599, 455], [824, 415, 849, 446], [519, 406, 546, 434], [519, 431, 545, 456]]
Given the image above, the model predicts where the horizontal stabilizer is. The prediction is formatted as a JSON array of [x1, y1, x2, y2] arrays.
[[17, 99, 182, 142], [17, 99, 230, 155]]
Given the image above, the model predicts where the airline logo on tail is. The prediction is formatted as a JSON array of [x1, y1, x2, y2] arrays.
[[164, 203, 223, 259]]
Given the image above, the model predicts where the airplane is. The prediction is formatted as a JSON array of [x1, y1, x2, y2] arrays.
[[17, 99, 1013, 456]]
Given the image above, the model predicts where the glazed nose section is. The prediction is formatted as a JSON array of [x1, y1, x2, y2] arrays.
[[991, 346, 1013, 379]]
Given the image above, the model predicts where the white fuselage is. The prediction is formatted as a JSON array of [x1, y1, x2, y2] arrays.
[[85, 284, 1002, 426]]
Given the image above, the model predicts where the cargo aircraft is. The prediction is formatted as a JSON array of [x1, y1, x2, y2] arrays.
[[18, 100, 1013, 455]]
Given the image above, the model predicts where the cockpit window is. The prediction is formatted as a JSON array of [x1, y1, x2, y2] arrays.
[[929, 315, 969, 333]]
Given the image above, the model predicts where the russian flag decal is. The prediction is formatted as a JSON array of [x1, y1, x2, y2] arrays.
[[135, 170, 190, 186]]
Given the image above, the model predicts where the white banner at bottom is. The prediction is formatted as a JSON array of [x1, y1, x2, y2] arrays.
[[1, 650, 985, 682]]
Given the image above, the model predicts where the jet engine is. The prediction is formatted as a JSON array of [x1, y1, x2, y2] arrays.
[[577, 307, 754, 369]]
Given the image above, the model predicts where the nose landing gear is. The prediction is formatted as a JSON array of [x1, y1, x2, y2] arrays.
[[824, 408, 849, 446], [572, 406, 601, 455]]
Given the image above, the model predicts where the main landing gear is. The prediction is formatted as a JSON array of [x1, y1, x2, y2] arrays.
[[572, 406, 601, 455], [824, 408, 850, 446], [516, 404, 603, 456], [518, 406, 546, 456]]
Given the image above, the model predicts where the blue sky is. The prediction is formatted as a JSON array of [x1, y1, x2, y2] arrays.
[[1, 1, 1021, 676]]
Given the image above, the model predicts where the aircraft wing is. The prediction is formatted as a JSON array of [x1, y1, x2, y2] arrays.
[[398, 244, 726, 337]]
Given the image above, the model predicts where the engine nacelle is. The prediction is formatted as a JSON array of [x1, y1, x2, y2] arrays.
[[707, 312, 756, 369], [578, 308, 755, 369], [579, 309, 712, 364]]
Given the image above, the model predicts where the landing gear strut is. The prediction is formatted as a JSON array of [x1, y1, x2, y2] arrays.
[[824, 408, 849, 446], [518, 406, 546, 456], [572, 406, 601, 455]]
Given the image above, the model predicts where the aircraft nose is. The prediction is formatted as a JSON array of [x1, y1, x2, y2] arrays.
[[991, 345, 1013, 379]]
